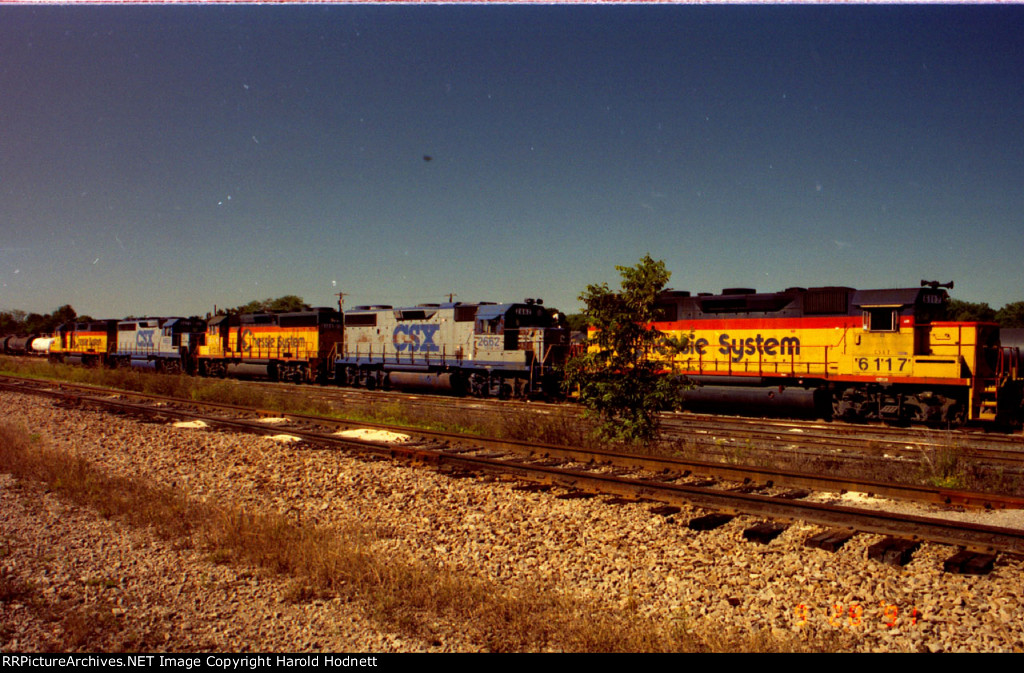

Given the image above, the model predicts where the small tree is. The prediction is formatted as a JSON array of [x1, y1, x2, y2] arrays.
[[996, 302, 1024, 328], [564, 255, 686, 444]]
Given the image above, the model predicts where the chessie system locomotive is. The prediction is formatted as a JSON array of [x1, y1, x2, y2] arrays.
[[646, 281, 1022, 425], [14, 280, 1024, 426]]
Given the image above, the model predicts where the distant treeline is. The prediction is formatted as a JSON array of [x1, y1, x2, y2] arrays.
[[0, 305, 81, 335], [0, 295, 313, 335], [947, 299, 1024, 328]]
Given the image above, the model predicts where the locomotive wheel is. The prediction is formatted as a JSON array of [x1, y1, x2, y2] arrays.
[[944, 401, 966, 426], [468, 374, 488, 397]]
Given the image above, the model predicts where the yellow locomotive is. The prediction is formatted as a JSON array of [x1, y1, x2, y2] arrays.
[[49, 319, 119, 367], [196, 308, 343, 383], [648, 282, 1022, 425]]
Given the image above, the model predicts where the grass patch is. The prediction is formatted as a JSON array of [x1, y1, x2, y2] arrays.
[[919, 445, 967, 490], [0, 420, 836, 652]]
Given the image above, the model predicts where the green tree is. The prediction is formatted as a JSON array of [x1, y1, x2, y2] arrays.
[[564, 255, 687, 444], [0, 312, 21, 334], [946, 299, 996, 323], [564, 313, 589, 333], [996, 302, 1024, 328], [23, 313, 47, 333], [265, 295, 310, 312], [229, 295, 311, 314], [52, 304, 77, 325]]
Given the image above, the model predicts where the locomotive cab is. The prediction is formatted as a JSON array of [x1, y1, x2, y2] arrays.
[[50, 319, 118, 366]]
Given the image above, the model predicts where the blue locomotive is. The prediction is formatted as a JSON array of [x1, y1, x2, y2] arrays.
[[335, 299, 568, 398]]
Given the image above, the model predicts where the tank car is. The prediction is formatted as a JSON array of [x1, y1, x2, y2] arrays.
[[49, 320, 119, 366], [2, 334, 35, 356], [1, 334, 52, 355], [111, 317, 207, 374], [196, 307, 342, 383], [30, 336, 55, 355], [644, 282, 1023, 425], [335, 299, 569, 398]]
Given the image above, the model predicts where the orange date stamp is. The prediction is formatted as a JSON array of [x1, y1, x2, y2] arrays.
[[794, 602, 920, 629]]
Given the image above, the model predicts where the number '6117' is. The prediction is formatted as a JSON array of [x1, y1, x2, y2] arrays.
[[856, 357, 909, 372]]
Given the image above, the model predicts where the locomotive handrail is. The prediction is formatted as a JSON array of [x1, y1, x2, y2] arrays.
[[681, 345, 832, 380], [998, 346, 1020, 382]]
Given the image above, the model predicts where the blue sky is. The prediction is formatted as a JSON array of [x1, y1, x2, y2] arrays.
[[1, 4, 1022, 319]]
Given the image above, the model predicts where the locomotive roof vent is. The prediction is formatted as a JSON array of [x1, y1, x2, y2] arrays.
[[784, 287, 807, 293], [721, 288, 756, 295]]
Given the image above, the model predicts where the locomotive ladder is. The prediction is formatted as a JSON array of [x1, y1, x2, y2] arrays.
[[978, 347, 1020, 421]]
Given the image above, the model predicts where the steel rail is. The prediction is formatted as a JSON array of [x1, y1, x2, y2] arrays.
[[4, 379, 1024, 555], [2, 375, 1023, 511]]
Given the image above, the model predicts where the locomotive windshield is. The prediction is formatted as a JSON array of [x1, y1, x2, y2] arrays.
[[504, 304, 554, 328], [474, 303, 553, 335]]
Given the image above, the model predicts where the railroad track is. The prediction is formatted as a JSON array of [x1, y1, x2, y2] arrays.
[[228, 377, 1024, 496], [3, 375, 1024, 575], [237, 376, 1024, 462]]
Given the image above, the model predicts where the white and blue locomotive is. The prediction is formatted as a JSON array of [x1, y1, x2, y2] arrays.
[[334, 299, 568, 398], [110, 317, 207, 374]]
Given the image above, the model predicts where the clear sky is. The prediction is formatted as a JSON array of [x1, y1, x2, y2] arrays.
[[1, 3, 1022, 319]]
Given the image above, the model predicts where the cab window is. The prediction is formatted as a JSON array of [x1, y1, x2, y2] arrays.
[[863, 308, 897, 332]]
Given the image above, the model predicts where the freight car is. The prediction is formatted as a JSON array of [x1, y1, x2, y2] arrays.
[[335, 299, 568, 398], [30, 336, 55, 355], [196, 307, 342, 383], [646, 282, 1023, 425], [1, 334, 50, 356]]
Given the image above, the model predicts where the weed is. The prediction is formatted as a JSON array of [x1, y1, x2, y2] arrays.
[[917, 440, 967, 490]]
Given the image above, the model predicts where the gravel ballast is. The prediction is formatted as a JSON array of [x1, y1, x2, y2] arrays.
[[1, 390, 1023, 652]]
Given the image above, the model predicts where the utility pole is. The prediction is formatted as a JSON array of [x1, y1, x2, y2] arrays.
[[335, 292, 348, 358]]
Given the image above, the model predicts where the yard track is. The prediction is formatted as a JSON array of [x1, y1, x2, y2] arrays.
[[3, 374, 1024, 565]]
